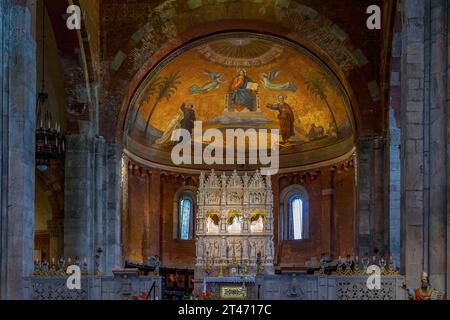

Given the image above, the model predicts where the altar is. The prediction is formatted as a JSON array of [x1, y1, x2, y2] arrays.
[[194, 170, 275, 295], [203, 276, 257, 299]]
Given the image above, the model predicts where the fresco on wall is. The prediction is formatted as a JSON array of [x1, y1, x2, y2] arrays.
[[126, 33, 354, 154]]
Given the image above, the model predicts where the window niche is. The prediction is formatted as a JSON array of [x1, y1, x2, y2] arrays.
[[279, 185, 309, 241], [173, 186, 196, 240]]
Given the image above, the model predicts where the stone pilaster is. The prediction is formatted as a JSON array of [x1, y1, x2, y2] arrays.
[[389, 109, 401, 268], [149, 169, 161, 259], [64, 134, 122, 274], [356, 136, 389, 258], [0, 3, 36, 299], [101, 141, 122, 273], [64, 134, 95, 270]]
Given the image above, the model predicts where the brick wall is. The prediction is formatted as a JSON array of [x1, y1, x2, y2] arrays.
[[124, 161, 356, 270]]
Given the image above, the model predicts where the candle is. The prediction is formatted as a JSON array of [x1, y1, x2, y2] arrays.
[[389, 256, 393, 263], [355, 256, 359, 263], [68, 257, 72, 264], [84, 257, 87, 264], [52, 258, 55, 264], [372, 256, 376, 263]]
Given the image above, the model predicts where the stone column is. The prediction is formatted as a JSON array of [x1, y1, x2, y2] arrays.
[[92, 137, 122, 274], [401, 0, 426, 288], [93, 137, 105, 273], [104, 142, 122, 272], [0, 0, 12, 299], [428, 0, 447, 291], [401, 0, 448, 292], [64, 134, 95, 270], [0, 3, 36, 299], [64, 134, 122, 274], [356, 137, 389, 258]]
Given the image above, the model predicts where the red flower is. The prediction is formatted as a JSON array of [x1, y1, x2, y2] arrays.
[[200, 292, 206, 298]]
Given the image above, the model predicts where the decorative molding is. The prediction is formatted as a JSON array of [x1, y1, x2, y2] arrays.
[[123, 147, 356, 176]]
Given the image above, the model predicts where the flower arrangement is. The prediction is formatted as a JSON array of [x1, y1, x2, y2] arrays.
[[185, 290, 215, 300], [199, 292, 214, 300], [131, 292, 148, 300]]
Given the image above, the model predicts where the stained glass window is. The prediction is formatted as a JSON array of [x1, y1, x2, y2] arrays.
[[179, 198, 192, 240], [291, 197, 303, 240]]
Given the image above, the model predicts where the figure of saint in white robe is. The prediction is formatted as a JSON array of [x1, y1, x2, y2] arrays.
[[155, 110, 184, 145]]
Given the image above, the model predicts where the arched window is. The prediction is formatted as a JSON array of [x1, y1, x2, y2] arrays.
[[280, 185, 309, 241], [173, 186, 196, 240]]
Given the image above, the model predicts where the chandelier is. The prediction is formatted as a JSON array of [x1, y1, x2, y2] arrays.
[[35, 4, 65, 172]]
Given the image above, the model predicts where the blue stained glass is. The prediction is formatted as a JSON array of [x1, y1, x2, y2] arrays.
[[291, 197, 303, 240], [180, 198, 192, 240]]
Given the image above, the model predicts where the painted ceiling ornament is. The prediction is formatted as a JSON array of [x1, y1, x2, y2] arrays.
[[197, 38, 284, 68], [259, 69, 297, 92], [188, 70, 225, 94]]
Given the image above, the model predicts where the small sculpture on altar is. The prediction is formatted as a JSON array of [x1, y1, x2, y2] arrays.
[[41, 259, 49, 272], [95, 247, 103, 275], [213, 241, 220, 259], [58, 256, 66, 271], [196, 241, 204, 260], [241, 261, 248, 277], [256, 252, 264, 274], [236, 240, 243, 260], [148, 255, 161, 275], [401, 272, 445, 300], [249, 240, 257, 259], [287, 274, 302, 298], [205, 252, 212, 275], [221, 237, 227, 258], [231, 240, 238, 264], [81, 258, 88, 274]]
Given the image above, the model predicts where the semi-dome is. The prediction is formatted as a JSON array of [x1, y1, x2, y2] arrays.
[[124, 32, 355, 172]]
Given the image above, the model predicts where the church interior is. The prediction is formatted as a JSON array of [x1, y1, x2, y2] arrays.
[[0, 0, 449, 301]]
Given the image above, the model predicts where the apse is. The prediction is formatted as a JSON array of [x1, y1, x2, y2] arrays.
[[123, 32, 356, 172]]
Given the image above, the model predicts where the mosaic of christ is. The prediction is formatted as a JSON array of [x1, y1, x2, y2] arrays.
[[126, 33, 354, 153]]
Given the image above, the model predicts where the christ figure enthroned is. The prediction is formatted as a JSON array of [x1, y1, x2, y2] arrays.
[[229, 69, 258, 112]]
